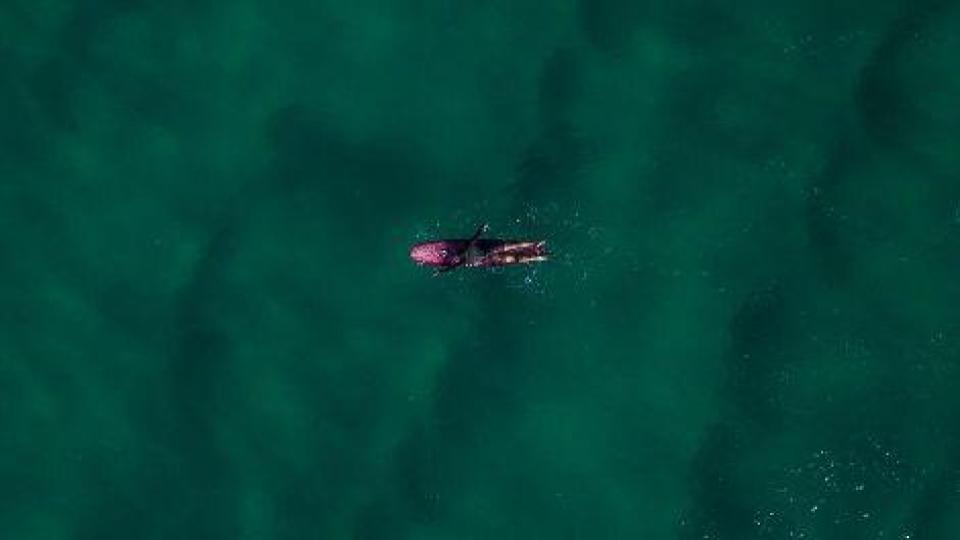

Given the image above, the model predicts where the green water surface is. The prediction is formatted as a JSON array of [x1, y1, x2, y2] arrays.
[[2, 1, 959, 538]]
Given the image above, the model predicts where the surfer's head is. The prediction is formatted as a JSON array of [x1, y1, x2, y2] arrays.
[[409, 242, 460, 267]]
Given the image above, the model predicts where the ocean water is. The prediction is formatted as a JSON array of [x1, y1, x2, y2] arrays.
[[2, 1, 959, 538]]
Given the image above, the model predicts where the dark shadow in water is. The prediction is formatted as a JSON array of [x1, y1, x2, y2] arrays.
[[509, 49, 593, 204], [577, 0, 646, 56], [353, 422, 444, 539], [432, 284, 538, 444], [27, 57, 84, 133], [72, 226, 241, 540], [681, 284, 796, 539], [0, 54, 45, 168], [724, 284, 792, 429], [392, 423, 446, 526], [28, 0, 187, 132], [169, 226, 237, 455], [855, 0, 956, 171], [537, 48, 580, 131], [26, 0, 227, 138], [160, 226, 241, 538], [855, 0, 939, 139], [803, 135, 863, 286], [681, 426, 755, 539], [348, 285, 542, 537], [25, 0, 140, 132], [265, 104, 436, 243], [906, 454, 960, 537], [640, 62, 739, 214]]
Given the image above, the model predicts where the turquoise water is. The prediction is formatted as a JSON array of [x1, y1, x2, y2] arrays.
[[2, 1, 959, 538]]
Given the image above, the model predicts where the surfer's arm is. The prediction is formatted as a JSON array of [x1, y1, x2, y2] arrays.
[[433, 265, 456, 277], [468, 223, 489, 244]]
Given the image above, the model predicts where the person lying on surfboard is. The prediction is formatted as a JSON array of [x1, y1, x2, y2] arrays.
[[410, 224, 548, 274]]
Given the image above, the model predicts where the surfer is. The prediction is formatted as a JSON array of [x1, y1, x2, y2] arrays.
[[409, 224, 548, 274]]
